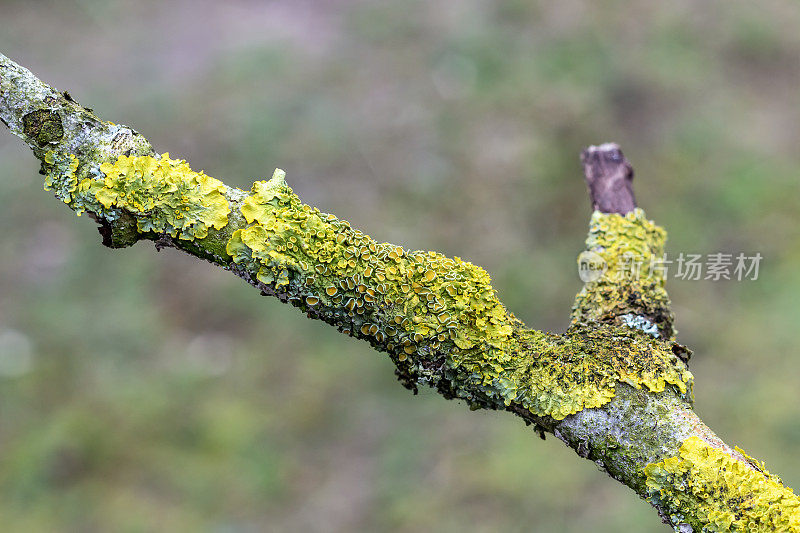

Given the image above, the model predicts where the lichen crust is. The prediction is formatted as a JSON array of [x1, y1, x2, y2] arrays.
[[572, 208, 675, 340], [224, 170, 693, 420], [95, 154, 230, 239], [645, 436, 800, 531], [42, 153, 693, 420], [43, 152, 231, 240]]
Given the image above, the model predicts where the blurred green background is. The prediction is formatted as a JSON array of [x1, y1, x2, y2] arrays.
[[1, 1, 799, 531]]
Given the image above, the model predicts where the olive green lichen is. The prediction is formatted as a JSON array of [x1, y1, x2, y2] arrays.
[[645, 436, 800, 531], [22, 108, 63, 146], [573, 209, 675, 340], [224, 169, 692, 420]]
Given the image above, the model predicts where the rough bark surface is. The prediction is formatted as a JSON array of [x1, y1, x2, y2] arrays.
[[2, 52, 798, 531]]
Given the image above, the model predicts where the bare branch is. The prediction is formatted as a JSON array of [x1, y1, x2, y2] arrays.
[[582, 142, 636, 215]]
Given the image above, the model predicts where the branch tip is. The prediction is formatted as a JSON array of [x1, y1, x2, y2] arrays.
[[580, 143, 636, 215]]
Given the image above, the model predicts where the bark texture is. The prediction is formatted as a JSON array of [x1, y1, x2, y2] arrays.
[[2, 52, 798, 531]]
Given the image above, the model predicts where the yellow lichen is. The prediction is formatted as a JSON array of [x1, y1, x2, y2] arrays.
[[572, 209, 675, 340], [224, 169, 693, 420], [645, 436, 800, 531], [94, 154, 230, 240], [43, 152, 231, 240], [42, 152, 692, 420]]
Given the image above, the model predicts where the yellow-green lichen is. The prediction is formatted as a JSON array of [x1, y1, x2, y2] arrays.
[[94, 154, 230, 240], [224, 170, 693, 420], [572, 209, 675, 340], [480, 324, 693, 420], [42, 151, 692, 420], [43, 152, 232, 242], [41, 151, 234, 256], [645, 436, 800, 531]]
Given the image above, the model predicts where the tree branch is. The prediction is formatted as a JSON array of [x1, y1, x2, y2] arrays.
[[2, 52, 798, 531]]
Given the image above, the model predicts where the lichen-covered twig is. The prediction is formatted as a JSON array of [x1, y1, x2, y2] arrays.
[[2, 52, 798, 531]]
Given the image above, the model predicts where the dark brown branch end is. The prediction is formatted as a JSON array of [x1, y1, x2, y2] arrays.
[[581, 143, 636, 215]]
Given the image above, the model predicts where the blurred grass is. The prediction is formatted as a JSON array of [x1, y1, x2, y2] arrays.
[[1, 0, 799, 531]]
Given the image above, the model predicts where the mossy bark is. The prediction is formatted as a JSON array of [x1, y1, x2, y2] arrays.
[[1, 52, 797, 531]]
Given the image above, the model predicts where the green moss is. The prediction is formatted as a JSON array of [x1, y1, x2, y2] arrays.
[[572, 209, 675, 340], [645, 436, 800, 531], [22, 109, 63, 146]]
